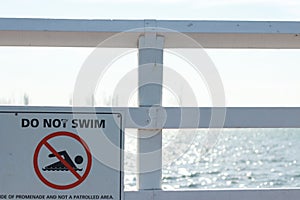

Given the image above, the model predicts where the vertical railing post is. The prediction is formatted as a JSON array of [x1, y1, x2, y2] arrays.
[[137, 27, 164, 190]]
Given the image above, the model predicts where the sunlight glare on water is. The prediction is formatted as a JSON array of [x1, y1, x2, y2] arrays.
[[125, 128, 300, 190]]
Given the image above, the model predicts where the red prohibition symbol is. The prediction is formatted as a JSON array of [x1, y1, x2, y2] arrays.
[[33, 131, 92, 190]]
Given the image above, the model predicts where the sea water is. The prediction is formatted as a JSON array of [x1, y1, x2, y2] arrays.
[[124, 129, 300, 190]]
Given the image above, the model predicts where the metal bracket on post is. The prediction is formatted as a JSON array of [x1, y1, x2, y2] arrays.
[[137, 20, 165, 190]]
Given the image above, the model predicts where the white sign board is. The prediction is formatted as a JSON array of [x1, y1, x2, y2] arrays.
[[0, 109, 123, 200]]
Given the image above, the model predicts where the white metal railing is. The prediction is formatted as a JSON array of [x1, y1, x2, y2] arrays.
[[1, 18, 300, 200], [2, 106, 300, 129], [0, 18, 300, 48]]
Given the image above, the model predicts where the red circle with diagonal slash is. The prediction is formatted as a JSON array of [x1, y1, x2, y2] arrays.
[[33, 131, 92, 190]]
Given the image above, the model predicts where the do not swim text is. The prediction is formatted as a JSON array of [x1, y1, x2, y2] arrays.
[[21, 118, 105, 129]]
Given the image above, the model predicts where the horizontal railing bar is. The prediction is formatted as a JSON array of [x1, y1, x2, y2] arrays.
[[125, 189, 300, 200], [0, 18, 300, 48], [1, 106, 300, 129]]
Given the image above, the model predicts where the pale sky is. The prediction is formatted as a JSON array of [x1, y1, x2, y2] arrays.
[[0, 0, 300, 107]]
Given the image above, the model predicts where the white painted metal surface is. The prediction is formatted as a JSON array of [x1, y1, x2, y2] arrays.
[[1, 106, 300, 128], [0, 18, 300, 48], [137, 34, 164, 190], [125, 189, 300, 200]]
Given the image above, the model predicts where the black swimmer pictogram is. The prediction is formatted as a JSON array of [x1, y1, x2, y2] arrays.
[[42, 150, 83, 171]]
